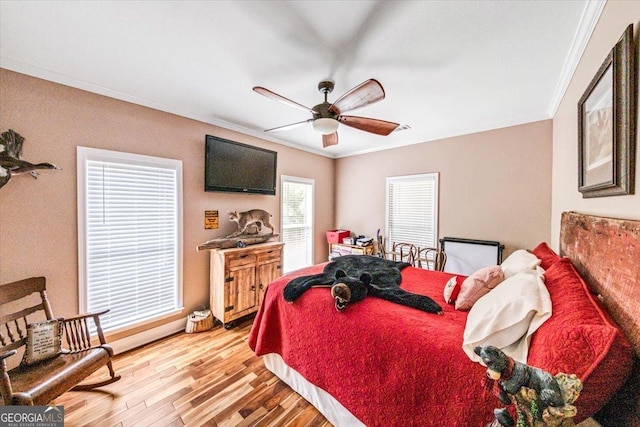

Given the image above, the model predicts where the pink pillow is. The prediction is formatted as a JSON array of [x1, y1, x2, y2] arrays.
[[531, 242, 561, 270], [455, 265, 505, 310]]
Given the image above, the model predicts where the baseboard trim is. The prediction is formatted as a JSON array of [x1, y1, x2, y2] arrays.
[[109, 317, 186, 354]]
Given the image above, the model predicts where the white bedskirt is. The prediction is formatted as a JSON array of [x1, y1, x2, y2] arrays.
[[262, 353, 365, 427]]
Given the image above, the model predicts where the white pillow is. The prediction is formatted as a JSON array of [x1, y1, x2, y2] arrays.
[[443, 276, 459, 304], [500, 249, 541, 279], [462, 268, 551, 364]]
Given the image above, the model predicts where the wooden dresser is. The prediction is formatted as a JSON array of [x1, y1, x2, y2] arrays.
[[208, 241, 284, 329]]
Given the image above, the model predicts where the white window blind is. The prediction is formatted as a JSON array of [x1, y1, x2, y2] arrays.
[[281, 176, 314, 272], [386, 173, 439, 250], [78, 147, 183, 333]]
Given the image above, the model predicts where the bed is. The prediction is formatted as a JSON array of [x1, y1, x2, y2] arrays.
[[248, 212, 638, 426]]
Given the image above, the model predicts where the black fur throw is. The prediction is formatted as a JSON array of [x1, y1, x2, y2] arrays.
[[283, 255, 442, 314]]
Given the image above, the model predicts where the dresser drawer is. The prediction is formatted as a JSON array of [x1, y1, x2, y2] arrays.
[[257, 248, 281, 263], [227, 253, 257, 268]]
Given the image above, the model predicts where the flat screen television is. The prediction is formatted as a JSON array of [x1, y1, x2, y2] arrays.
[[205, 135, 277, 195]]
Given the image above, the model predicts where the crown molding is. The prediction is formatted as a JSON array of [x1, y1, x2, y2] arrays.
[[0, 59, 335, 159], [547, 0, 606, 116]]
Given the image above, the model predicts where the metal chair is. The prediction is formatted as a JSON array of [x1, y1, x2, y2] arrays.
[[384, 242, 418, 266], [416, 247, 447, 271]]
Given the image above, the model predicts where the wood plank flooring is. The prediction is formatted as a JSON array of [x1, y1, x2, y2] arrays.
[[52, 318, 331, 427]]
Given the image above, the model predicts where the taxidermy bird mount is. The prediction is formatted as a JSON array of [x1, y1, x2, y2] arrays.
[[253, 79, 400, 148], [0, 129, 61, 189]]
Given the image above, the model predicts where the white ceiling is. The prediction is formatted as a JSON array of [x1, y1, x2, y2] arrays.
[[0, 1, 604, 158]]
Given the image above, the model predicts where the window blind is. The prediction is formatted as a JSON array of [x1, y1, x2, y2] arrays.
[[281, 176, 314, 272], [386, 173, 439, 249], [78, 148, 183, 332]]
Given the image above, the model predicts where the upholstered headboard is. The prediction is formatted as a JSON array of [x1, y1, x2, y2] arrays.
[[559, 211, 640, 356]]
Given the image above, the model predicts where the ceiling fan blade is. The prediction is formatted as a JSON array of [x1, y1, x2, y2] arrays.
[[322, 132, 338, 148], [253, 87, 316, 114], [337, 115, 399, 136], [329, 79, 385, 114], [265, 119, 313, 133]]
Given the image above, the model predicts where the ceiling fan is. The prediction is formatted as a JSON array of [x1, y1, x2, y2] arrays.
[[253, 79, 400, 148]]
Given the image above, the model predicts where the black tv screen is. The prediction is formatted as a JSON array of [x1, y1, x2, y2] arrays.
[[205, 135, 277, 195]]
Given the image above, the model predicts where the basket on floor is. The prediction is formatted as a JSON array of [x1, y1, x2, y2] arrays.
[[185, 306, 213, 333]]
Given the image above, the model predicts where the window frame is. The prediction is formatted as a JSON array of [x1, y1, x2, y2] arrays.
[[280, 175, 315, 273], [77, 146, 184, 334], [385, 172, 439, 251]]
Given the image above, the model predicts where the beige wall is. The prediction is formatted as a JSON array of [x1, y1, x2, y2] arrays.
[[0, 70, 334, 339], [551, 1, 640, 249], [335, 120, 553, 256]]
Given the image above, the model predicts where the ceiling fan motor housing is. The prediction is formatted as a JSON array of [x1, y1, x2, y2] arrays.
[[318, 80, 334, 95], [314, 80, 338, 120], [312, 102, 336, 120]]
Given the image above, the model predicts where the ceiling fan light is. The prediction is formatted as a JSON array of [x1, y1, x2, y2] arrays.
[[313, 118, 339, 134]]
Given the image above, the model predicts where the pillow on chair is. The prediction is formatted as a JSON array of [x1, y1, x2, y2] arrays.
[[21, 319, 63, 366]]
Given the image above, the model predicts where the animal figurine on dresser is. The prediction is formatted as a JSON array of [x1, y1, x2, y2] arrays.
[[284, 255, 442, 314], [0, 129, 61, 189], [474, 345, 582, 427], [227, 209, 274, 237]]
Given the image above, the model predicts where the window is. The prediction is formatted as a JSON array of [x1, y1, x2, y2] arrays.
[[386, 173, 439, 250], [77, 147, 183, 333], [281, 176, 314, 273]]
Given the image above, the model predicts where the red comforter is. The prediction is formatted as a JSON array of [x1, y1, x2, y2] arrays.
[[248, 262, 632, 426], [249, 265, 494, 426]]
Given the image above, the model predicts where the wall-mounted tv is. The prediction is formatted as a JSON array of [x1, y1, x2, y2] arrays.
[[205, 135, 277, 195]]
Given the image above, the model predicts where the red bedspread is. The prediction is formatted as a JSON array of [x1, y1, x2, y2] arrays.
[[249, 265, 494, 426], [248, 262, 632, 426]]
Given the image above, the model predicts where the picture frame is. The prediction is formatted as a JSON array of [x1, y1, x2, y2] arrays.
[[578, 24, 636, 198]]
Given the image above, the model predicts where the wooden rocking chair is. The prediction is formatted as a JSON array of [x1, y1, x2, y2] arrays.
[[0, 277, 120, 405]]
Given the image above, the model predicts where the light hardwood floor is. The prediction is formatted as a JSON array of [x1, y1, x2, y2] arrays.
[[52, 318, 331, 427]]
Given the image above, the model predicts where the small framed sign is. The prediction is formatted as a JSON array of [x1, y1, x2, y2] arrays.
[[205, 210, 219, 230]]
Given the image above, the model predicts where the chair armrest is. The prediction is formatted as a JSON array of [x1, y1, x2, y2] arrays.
[[0, 350, 17, 363], [60, 310, 111, 351], [62, 309, 110, 323]]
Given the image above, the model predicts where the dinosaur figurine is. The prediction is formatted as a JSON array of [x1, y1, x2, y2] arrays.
[[0, 129, 61, 189]]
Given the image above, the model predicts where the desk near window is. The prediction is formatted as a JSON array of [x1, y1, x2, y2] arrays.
[[329, 243, 374, 259]]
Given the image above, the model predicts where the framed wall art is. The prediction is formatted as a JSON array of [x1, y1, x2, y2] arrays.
[[578, 24, 636, 198]]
